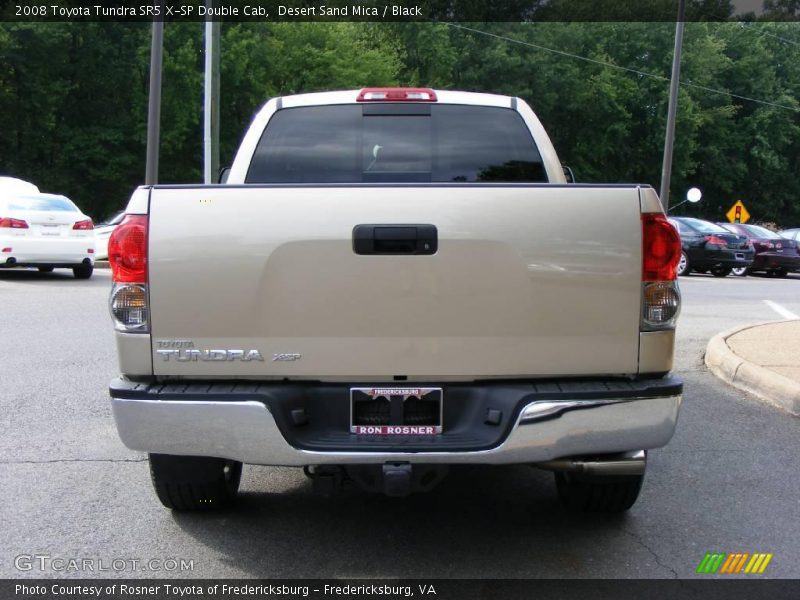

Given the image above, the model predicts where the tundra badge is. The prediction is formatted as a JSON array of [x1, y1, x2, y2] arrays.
[[155, 340, 264, 362]]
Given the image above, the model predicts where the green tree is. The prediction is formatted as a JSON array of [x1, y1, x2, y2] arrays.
[[2, 21, 799, 226]]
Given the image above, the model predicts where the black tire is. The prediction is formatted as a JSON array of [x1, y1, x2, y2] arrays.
[[149, 454, 242, 511], [555, 471, 644, 513], [710, 266, 732, 278], [37, 266, 54, 273], [731, 266, 749, 277], [73, 264, 93, 279], [676, 251, 690, 276], [774, 268, 789, 278]]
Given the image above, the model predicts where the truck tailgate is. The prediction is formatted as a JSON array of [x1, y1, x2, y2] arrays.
[[147, 185, 643, 380]]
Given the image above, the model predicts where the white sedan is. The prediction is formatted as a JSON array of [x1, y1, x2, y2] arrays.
[[93, 210, 125, 260], [0, 193, 95, 279], [780, 228, 800, 243], [0, 176, 39, 194]]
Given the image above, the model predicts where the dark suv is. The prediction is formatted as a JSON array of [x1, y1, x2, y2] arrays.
[[669, 217, 753, 277]]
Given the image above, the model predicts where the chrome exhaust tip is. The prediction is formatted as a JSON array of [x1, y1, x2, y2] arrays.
[[533, 450, 646, 476]]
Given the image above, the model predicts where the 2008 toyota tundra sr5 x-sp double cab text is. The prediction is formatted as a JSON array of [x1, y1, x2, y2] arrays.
[[108, 88, 683, 512]]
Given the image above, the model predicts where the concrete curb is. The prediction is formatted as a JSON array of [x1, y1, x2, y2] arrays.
[[95, 260, 109, 269], [705, 321, 800, 416]]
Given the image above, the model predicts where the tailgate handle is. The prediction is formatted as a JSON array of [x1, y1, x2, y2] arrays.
[[353, 224, 437, 255]]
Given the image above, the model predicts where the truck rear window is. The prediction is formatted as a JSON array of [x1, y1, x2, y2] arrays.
[[246, 104, 548, 183]]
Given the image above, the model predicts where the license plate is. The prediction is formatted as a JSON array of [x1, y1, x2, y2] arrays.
[[735, 253, 744, 260], [39, 224, 61, 236], [350, 387, 442, 435]]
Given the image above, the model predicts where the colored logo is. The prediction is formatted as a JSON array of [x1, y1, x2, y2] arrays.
[[697, 553, 773, 574]]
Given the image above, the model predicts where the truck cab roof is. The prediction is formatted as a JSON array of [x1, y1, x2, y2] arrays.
[[276, 88, 518, 109]]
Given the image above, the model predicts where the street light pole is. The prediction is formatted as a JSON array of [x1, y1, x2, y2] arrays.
[[145, 5, 164, 186], [203, 0, 221, 184], [659, 0, 686, 213]]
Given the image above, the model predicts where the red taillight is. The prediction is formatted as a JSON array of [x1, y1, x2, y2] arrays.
[[0, 217, 29, 229], [108, 214, 147, 283], [72, 219, 94, 230], [642, 213, 681, 281], [356, 87, 437, 102], [704, 235, 728, 246]]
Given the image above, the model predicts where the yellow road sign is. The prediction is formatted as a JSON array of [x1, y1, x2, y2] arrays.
[[726, 200, 750, 224]]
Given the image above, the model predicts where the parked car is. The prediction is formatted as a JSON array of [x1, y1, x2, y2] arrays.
[[779, 228, 800, 243], [109, 88, 683, 513], [669, 216, 753, 277], [0, 176, 39, 194], [0, 193, 95, 278], [94, 210, 125, 260], [718, 222, 800, 277]]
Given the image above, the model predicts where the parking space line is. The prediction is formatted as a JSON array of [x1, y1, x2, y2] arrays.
[[763, 300, 800, 320]]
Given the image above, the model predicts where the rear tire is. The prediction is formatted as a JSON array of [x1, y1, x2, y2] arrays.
[[676, 251, 690, 276], [710, 267, 731, 277], [73, 264, 93, 279], [731, 266, 749, 277], [774, 268, 789, 278], [149, 454, 242, 511], [555, 471, 644, 513], [37, 266, 54, 273]]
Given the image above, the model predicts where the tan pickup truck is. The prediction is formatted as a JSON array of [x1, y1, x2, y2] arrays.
[[107, 88, 683, 512]]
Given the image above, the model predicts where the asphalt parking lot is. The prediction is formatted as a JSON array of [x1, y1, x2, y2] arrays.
[[1, 268, 799, 579]]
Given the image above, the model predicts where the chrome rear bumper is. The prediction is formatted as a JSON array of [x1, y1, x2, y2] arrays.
[[110, 379, 681, 466]]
